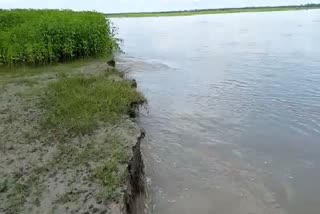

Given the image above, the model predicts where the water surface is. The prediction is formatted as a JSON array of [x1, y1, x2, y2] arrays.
[[114, 10, 320, 214]]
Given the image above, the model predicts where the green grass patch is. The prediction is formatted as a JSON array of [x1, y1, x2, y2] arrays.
[[0, 10, 118, 66], [93, 138, 131, 200], [107, 4, 320, 18], [45, 74, 144, 134]]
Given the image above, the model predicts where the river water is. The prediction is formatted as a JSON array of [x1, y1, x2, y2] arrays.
[[114, 10, 320, 214]]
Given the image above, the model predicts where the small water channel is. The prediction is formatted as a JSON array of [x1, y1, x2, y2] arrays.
[[115, 10, 320, 214]]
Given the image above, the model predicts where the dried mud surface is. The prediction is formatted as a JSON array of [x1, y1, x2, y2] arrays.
[[0, 62, 145, 214]]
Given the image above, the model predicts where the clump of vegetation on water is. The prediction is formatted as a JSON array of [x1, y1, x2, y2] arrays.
[[45, 72, 145, 134], [0, 10, 118, 65]]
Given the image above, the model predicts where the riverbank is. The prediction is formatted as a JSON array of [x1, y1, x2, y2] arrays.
[[107, 4, 320, 18], [1, 9, 147, 214], [0, 59, 146, 214]]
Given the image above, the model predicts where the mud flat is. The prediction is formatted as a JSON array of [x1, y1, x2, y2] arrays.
[[0, 60, 146, 214]]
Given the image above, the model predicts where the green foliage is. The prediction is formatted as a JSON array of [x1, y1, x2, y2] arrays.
[[0, 10, 118, 65], [45, 74, 145, 134]]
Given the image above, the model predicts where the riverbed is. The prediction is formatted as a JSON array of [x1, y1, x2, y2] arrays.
[[115, 9, 320, 214]]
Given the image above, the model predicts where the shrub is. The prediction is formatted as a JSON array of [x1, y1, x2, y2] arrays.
[[0, 10, 117, 65]]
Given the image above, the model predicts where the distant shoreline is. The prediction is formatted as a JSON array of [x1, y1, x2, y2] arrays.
[[106, 4, 320, 18]]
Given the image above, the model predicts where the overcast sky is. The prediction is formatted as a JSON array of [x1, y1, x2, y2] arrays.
[[1, 0, 319, 13]]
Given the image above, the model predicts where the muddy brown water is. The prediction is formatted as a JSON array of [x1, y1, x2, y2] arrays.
[[114, 10, 320, 214]]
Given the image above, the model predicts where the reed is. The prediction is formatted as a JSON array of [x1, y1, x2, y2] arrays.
[[0, 10, 117, 66]]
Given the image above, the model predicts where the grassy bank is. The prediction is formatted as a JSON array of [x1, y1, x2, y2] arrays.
[[0, 10, 117, 65], [107, 4, 320, 18], [0, 60, 145, 214], [45, 69, 144, 134], [0, 9, 146, 214]]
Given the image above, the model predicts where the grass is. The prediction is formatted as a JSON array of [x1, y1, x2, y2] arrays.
[[0, 10, 117, 66], [4, 165, 49, 214], [0, 8, 141, 210], [107, 4, 320, 18], [43, 68, 145, 201], [0, 58, 143, 201], [0, 66, 48, 81], [93, 138, 131, 200], [0, 57, 110, 87], [45, 71, 145, 134], [47, 120, 134, 200], [51, 133, 132, 201]]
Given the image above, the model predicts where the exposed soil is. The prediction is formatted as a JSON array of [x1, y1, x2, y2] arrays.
[[0, 61, 145, 214]]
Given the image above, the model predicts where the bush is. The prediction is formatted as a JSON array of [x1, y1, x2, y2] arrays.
[[0, 10, 117, 65]]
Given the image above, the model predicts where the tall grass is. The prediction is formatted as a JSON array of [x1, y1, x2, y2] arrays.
[[0, 10, 117, 66]]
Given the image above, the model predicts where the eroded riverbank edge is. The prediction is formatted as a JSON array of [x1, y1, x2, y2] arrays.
[[0, 59, 147, 214]]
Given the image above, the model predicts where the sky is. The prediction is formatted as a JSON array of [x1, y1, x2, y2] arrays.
[[0, 0, 320, 13]]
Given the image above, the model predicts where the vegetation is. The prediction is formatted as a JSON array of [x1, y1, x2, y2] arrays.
[[0, 59, 145, 213], [44, 67, 145, 201], [45, 70, 145, 134], [0, 10, 117, 66], [0, 7, 143, 211], [93, 138, 131, 200], [107, 4, 320, 18]]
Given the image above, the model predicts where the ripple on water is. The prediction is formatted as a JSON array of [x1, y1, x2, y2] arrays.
[[115, 10, 320, 214]]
